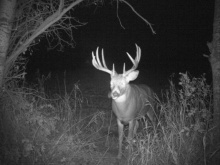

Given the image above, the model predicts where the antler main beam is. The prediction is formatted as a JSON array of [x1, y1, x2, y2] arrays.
[[92, 47, 113, 75], [123, 44, 141, 76]]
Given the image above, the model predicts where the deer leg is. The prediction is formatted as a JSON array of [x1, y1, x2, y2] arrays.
[[128, 120, 135, 141], [117, 119, 124, 159], [133, 120, 139, 136], [127, 119, 136, 157]]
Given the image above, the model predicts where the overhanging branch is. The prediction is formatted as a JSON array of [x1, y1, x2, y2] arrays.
[[6, 0, 85, 67], [118, 0, 156, 34]]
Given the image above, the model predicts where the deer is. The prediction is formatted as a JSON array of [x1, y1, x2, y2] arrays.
[[91, 44, 156, 159]]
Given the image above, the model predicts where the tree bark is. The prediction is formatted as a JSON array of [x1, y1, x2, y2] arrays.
[[0, 0, 17, 88], [208, 0, 220, 163]]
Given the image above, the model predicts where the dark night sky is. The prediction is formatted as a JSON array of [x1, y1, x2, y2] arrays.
[[27, 0, 214, 87]]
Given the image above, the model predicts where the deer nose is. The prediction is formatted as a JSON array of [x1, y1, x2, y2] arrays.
[[112, 91, 120, 98]]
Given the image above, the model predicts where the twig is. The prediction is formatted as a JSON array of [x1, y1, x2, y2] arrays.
[[116, 0, 125, 29], [119, 0, 156, 34]]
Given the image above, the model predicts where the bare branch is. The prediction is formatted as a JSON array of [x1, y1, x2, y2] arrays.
[[6, 0, 86, 70], [4, 0, 156, 78], [119, 0, 156, 34], [116, 0, 125, 29]]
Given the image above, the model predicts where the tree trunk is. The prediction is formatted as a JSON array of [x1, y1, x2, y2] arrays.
[[208, 0, 220, 163], [0, 0, 17, 88]]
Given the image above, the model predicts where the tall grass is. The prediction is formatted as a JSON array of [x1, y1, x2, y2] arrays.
[[0, 71, 213, 165], [0, 74, 105, 165], [128, 72, 212, 165]]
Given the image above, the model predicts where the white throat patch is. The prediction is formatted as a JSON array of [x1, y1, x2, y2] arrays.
[[114, 94, 126, 102]]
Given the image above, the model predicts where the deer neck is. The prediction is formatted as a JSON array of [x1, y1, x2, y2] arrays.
[[114, 85, 132, 104]]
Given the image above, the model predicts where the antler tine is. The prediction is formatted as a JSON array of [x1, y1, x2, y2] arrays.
[[123, 44, 141, 76], [101, 49, 108, 68], [92, 47, 112, 75], [92, 48, 101, 68], [136, 44, 141, 62], [95, 47, 102, 66]]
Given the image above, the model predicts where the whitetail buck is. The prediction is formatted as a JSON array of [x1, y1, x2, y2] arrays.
[[92, 44, 156, 159]]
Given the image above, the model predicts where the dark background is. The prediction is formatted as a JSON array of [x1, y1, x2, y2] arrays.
[[26, 0, 214, 92]]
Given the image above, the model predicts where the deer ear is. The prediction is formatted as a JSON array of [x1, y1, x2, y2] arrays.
[[125, 70, 139, 82]]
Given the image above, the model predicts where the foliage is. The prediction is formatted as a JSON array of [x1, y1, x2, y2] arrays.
[[128, 72, 212, 165], [0, 79, 105, 165], [178, 72, 212, 133], [0, 69, 213, 165]]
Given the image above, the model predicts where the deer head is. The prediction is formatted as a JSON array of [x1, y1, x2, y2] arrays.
[[92, 44, 141, 100]]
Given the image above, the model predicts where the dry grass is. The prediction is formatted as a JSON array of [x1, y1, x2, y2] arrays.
[[0, 71, 213, 165], [126, 72, 212, 165]]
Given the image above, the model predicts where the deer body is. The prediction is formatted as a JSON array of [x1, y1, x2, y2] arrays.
[[92, 44, 156, 159], [112, 84, 155, 159], [112, 84, 155, 123]]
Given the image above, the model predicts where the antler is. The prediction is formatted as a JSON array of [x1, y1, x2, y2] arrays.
[[123, 44, 141, 76], [92, 47, 114, 75]]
